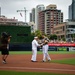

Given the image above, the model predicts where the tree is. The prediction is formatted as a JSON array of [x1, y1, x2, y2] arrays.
[[49, 34, 57, 40], [71, 33, 75, 41], [31, 30, 42, 39], [62, 37, 66, 41]]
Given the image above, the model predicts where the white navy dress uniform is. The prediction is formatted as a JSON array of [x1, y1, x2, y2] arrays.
[[31, 37, 40, 62]]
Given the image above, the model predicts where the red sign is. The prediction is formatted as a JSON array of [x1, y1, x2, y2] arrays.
[[48, 43, 75, 47]]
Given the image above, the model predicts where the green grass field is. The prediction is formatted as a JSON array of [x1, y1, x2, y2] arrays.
[[0, 71, 75, 75], [0, 51, 75, 75], [8, 51, 75, 54], [51, 58, 75, 65]]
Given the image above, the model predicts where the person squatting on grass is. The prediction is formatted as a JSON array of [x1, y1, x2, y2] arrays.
[[0, 32, 11, 64], [31, 36, 41, 62], [42, 40, 51, 62]]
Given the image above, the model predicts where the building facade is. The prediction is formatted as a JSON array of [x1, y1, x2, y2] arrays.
[[68, 0, 75, 42], [29, 22, 36, 33], [32, 8, 35, 23], [72, 0, 75, 20], [69, 5, 72, 20], [66, 20, 75, 42], [30, 13, 32, 22], [69, 0, 75, 20], [54, 21, 75, 42], [0, 15, 28, 26], [35, 4, 45, 30], [38, 4, 63, 35], [0, 7, 1, 16], [38, 11, 45, 34], [30, 8, 35, 23], [54, 23, 66, 40]]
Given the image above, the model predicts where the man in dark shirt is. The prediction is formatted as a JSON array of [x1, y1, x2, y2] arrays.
[[0, 32, 11, 64]]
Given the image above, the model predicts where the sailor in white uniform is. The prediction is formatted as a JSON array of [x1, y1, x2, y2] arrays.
[[31, 37, 40, 62]]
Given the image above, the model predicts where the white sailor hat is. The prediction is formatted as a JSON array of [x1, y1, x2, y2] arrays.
[[34, 36, 38, 39]]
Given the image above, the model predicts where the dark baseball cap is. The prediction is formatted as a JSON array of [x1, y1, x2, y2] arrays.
[[1, 32, 11, 38]]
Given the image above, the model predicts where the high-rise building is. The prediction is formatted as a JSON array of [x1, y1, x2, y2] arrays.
[[38, 4, 63, 35], [32, 8, 35, 23], [69, 0, 75, 20], [72, 0, 75, 20], [30, 13, 32, 22], [0, 7, 1, 16], [38, 11, 45, 34], [69, 5, 72, 20], [35, 4, 45, 30], [30, 8, 35, 23]]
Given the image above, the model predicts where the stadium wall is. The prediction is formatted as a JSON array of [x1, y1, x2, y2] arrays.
[[0, 25, 34, 51]]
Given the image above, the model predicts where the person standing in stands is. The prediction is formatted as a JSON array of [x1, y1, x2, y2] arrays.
[[0, 32, 11, 64]]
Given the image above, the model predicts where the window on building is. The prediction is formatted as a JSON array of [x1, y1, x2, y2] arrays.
[[63, 26, 65, 31]]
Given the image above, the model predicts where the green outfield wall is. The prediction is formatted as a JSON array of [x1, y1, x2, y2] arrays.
[[0, 25, 34, 51], [0, 25, 33, 43]]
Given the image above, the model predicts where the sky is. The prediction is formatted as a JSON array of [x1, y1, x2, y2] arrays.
[[0, 0, 72, 22]]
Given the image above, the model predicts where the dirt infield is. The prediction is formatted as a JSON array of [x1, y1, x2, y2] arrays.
[[0, 54, 75, 74]]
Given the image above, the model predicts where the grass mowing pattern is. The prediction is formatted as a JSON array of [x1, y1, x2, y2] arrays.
[[51, 58, 75, 65], [8, 51, 75, 55], [0, 71, 75, 75]]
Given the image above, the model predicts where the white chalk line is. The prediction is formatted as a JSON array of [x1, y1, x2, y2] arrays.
[[0, 66, 75, 72]]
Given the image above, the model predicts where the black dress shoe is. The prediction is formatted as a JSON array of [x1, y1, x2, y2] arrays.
[[31, 60, 38, 62]]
